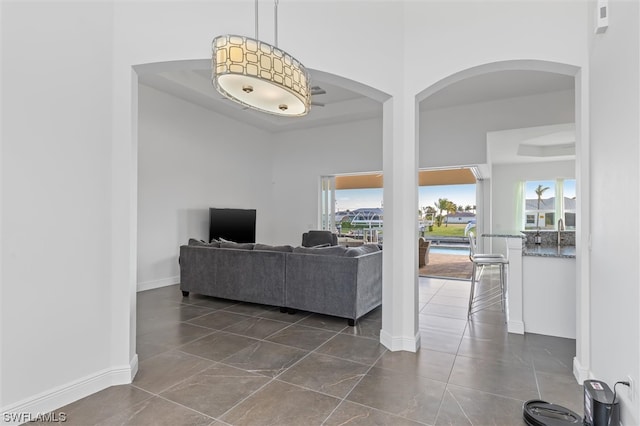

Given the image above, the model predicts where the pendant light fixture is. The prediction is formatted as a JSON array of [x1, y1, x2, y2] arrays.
[[212, 0, 311, 116]]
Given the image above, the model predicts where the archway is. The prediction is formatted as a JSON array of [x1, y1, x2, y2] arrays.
[[415, 60, 588, 383], [132, 58, 390, 359]]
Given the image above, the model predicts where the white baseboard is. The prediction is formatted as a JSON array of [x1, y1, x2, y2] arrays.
[[137, 276, 179, 292], [380, 329, 421, 352], [508, 320, 525, 334], [1, 358, 137, 425], [130, 354, 139, 381], [573, 356, 591, 384]]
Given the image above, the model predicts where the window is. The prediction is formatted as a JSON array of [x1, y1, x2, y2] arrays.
[[563, 179, 576, 229], [526, 214, 536, 226], [524, 179, 576, 230]]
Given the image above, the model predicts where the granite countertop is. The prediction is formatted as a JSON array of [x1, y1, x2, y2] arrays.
[[524, 244, 576, 258], [482, 231, 526, 239]]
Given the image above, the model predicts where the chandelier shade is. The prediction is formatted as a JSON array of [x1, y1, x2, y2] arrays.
[[212, 34, 311, 116]]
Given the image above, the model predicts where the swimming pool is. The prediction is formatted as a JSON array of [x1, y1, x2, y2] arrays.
[[430, 246, 469, 256]]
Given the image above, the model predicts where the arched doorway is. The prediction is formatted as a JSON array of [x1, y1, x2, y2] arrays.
[[415, 60, 588, 383], [132, 58, 390, 359]]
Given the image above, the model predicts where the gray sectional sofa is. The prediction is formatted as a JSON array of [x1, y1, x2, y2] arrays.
[[179, 240, 382, 325]]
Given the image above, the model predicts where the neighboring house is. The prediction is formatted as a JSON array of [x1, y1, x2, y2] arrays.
[[444, 212, 476, 224], [524, 197, 576, 229], [350, 208, 384, 226], [335, 210, 355, 223]]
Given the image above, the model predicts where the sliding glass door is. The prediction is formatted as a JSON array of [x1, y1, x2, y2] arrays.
[[320, 176, 336, 231]]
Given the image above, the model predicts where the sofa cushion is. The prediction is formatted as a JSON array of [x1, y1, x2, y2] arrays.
[[344, 244, 380, 257], [220, 241, 255, 250], [293, 245, 347, 256], [254, 243, 294, 252], [188, 238, 220, 248]]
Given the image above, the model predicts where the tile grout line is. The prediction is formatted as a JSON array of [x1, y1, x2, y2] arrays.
[[172, 320, 384, 370], [205, 326, 387, 423], [430, 278, 472, 426], [440, 382, 532, 404], [321, 398, 433, 426], [209, 327, 347, 423], [531, 352, 543, 400], [319, 347, 389, 426], [128, 383, 219, 423], [136, 278, 568, 425]]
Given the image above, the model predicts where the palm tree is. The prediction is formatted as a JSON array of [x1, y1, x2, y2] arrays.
[[535, 184, 550, 231], [434, 198, 458, 227], [424, 206, 436, 216], [444, 200, 457, 227], [434, 198, 451, 227]]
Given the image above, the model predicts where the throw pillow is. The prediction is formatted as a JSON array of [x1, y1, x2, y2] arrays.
[[254, 243, 294, 252], [344, 244, 380, 257], [220, 241, 255, 250], [293, 245, 347, 256]]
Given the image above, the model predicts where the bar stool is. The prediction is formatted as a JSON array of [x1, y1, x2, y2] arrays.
[[467, 231, 508, 319]]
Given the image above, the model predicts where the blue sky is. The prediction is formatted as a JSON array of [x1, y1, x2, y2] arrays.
[[335, 184, 477, 211], [419, 184, 477, 210], [524, 179, 576, 199], [336, 180, 576, 212]]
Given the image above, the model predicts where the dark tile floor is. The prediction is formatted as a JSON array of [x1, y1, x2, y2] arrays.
[[44, 271, 582, 425]]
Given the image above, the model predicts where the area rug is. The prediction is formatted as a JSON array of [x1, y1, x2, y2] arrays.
[[419, 253, 473, 280]]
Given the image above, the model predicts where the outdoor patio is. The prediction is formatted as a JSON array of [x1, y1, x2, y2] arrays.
[[419, 251, 473, 281]]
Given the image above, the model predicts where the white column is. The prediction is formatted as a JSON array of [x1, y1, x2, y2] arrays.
[[112, 63, 137, 379], [506, 237, 524, 334], [380, 95, 420, 352], [573, 68, 590, 383]]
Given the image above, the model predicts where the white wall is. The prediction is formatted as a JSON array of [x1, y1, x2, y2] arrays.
[[1, 1, 117, 412], [137, 86, 383, 288], [271, 117, 383, 246], [2, 0, 611, 417], [404, 2, 587, 94], [588, 0, 640, 423], [420, 90, 575, 168], [137, 85, 275, 291]]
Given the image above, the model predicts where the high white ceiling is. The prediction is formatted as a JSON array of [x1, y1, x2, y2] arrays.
[[138, 62, 575, 135], [421, 70, 576, 169], [137, 62, 383, 133], [487, 123, 576, 165], [420, 70, 574, 111]]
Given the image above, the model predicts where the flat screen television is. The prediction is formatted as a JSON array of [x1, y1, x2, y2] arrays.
[[209, 208, 256, 243]]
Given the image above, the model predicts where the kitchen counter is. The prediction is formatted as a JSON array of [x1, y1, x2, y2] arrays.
[[481, 232, 576, 338], [482, 231, 526, 239], [524, 244, 576, 258]]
